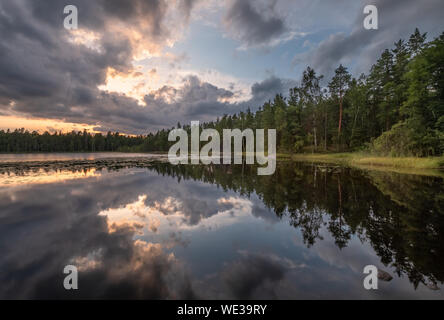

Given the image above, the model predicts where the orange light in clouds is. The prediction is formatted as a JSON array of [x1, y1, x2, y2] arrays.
[[67, 29, 102, 52], [98, 67, 155, 106], [0, 115, 97, 133]]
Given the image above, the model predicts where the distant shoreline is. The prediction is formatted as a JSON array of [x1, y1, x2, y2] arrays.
[[0, 151, 168, 154], [0, 151, 443, 173]]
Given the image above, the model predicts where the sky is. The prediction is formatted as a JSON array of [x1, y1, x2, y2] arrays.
[[0, 0, 443, 135]]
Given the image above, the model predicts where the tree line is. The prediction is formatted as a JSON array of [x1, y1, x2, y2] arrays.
[[1, 29, 443, 156], [0, 129, 143, 153]]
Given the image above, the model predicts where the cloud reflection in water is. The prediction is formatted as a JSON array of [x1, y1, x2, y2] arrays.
[[0, 161, 443, 299]]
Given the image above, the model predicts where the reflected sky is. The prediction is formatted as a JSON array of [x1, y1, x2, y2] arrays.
[[0, 152, 164, 163], [0, 155, 443, 299], [0, 168, 100, 186]]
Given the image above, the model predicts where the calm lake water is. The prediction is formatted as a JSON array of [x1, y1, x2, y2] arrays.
[[0, 153, 443, 299]]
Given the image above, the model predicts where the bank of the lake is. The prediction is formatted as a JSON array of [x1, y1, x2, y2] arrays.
[[285, 153, 444, 171]]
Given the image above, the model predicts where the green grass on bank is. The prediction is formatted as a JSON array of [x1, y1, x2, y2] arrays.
[[285, 153, 444, 170]]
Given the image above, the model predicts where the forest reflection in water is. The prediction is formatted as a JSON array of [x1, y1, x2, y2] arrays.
[[0, 157, 443, 299]]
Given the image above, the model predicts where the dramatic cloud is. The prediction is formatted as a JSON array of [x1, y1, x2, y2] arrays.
[[0, 0, 173, 133], [138, 75, 297, 130], [295, 0, 444, 78], [250, 76, 294, 103], [223, 0, 287, 49], [0, 0, 298, 134], [1, 0, 442, 134]]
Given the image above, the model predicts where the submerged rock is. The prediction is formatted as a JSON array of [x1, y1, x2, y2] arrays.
[[426, 282, 440, 290], [377, 269, 393, 282]]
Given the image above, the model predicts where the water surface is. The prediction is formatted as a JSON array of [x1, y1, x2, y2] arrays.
[[0, 152, 163, 163], [0, 153, 443, 299]]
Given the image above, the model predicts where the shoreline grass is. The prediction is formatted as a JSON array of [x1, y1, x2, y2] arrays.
[[286, 152, 444, 170]]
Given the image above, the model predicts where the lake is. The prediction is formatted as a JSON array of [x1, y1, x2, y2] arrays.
[[0, 153, 443, 299]]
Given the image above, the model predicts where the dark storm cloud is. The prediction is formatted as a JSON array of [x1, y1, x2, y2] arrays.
[[0, 0, 146, 131], [0, 0, 296, 134], [250, 76, 293, 103], [138, 75, 297, 131], [299, 0, 444, 78], [223, 0, 287, 48], [28, 0, 169, 35], [144, 75, 235, 117]]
